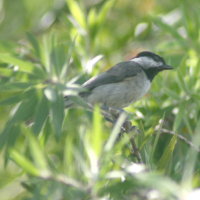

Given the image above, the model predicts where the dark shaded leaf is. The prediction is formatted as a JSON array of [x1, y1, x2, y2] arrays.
[[49, 87, 64, 139], [32, 94, 49, 135], [26, 32, 41, 59]]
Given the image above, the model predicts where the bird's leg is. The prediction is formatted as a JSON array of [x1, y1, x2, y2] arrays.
[[108, 107, 126, 119], [101, 105, 142, 163], [101, 105, 125, 122], [101, 105, 134, 133]]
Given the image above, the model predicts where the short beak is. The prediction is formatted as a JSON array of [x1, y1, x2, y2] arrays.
[[162, 64, 173, 70]]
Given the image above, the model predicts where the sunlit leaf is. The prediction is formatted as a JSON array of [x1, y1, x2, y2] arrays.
[[66, 0, 86, 29], [0, 54, 44, 76], [0, 67, 13, 77], [0, 82, 33, 92], [27, 132, 49, 171], [10, 149, 40, 176], [88, 8, 97, 28], [91, 105, 103, 156], [97, 0, 115, 25], [44, 86, 57, 102]]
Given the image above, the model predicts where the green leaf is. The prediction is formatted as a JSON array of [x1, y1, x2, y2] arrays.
[[88, 8, 97, 28], [157, 135, 177, 171], [27, 132, 49, 170], [162, 88, 180, 100], [10, 149, 40, 176], [63, 135, 74, 174], [49, 87, 64, 138], [173, 104, 185, 132], [0, 40, 17, 54], [0, 123, 20, 150], [0, 90, 37, 150], [104, 112, 127, 152], [97, 0, 115, 25], [176, 68, 189, 94], [44, 86, 57, 102], [182, 119, 200, 185], [0, 82, 33, 92], [26, 32, 41, 59], [0, 54, 44, 76], [0, 54, 35, 73], [60, 36, 77, 80], [0, 94, 22, 105], [40, 36, 51, 73], [32, 94, 49, 134], [153, 18, 188, 49], [10, 90, 37, 124], [66, 0, 86, 29], [0, 67, 13, 77], [50, 40, 66, 77], [91, 106, 103, 156]]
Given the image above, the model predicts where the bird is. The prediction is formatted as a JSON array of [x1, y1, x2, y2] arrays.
[[65, 51, 173, 109]]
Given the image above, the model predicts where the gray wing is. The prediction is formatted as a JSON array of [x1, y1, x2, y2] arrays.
[[82, 61, 143, 91]]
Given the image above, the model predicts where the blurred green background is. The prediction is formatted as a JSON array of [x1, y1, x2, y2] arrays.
[[0, 0, 200, 199]]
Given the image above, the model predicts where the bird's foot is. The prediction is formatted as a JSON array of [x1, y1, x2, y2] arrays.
[[101, 105, 127, 120]]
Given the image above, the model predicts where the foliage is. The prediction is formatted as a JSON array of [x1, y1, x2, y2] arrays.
[[0, 0, 200, 199]]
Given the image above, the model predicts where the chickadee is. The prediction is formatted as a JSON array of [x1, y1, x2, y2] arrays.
[[65, 51, 173, 108]]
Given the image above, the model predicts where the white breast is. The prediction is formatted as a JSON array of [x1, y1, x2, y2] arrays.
[[85, 71, 151, 108]]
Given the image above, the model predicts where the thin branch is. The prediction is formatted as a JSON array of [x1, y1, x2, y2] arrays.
[[69, 103, 143, 163], [129, 136, 143, 163], [101, 108, 143, 163], [40, 173, 87, 191], [159, 128, 200, 153]]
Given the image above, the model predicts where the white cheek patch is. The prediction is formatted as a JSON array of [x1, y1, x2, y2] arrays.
[[131, 57, 162, 69]]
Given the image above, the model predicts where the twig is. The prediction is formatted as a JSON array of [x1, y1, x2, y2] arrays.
[[41, 173, 87, 191], [101, 108, 143, 163], [159, 128, 200, 153], [69, 103, 143, 162], [129, 136, 143, 163]]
